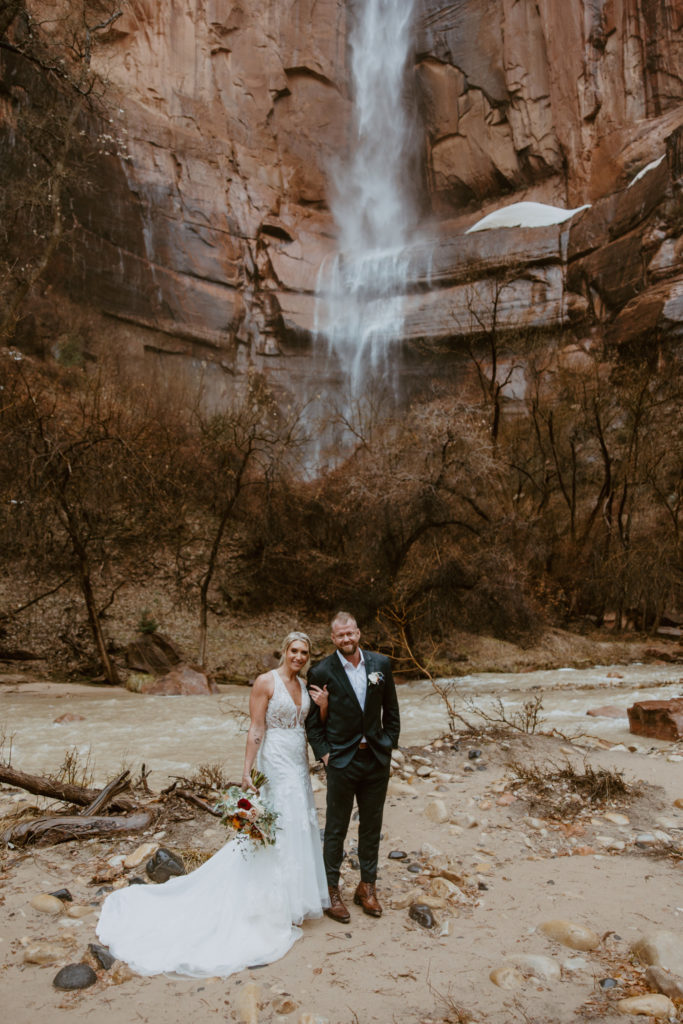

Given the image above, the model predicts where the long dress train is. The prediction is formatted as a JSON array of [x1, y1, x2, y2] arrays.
[[96, 671, 328, 977]]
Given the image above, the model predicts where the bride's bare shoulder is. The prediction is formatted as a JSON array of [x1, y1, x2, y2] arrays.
[[252, 670, 276, 698]]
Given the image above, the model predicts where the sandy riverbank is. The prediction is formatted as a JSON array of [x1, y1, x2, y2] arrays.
[[1, 711, 682, 1024]]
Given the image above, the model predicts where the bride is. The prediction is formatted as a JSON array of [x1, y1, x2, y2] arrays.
[[96, 631, 330, 976]]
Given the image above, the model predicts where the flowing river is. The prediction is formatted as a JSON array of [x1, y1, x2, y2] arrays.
[[1, 663, 681, 787]]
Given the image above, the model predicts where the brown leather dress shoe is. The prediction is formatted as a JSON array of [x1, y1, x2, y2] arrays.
[[353, 881, 382, 917], [324, 886, 351, 923]]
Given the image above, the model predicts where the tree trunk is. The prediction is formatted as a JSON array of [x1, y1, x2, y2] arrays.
[[3, 810, 154, 847], [0, 764, 136, 811]]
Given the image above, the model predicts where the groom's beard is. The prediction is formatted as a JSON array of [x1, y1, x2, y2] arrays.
[[336, 642, 358, 657]]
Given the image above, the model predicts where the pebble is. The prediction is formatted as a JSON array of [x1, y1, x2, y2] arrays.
[[666, 754, 683, 763], [388, 850, 407, 860], [673, 798, 683, 809], [123, 842, 158, 869], [539, 919, 600, 951], [603, 812, 630, 826], [423, 799, 449, 824], [49, 888, 73, 902], [391, 749, 405, 764], [53, 963, 98, 990], [632, 930, 683, 973], [411, 755, 432, 766], [145, 848, 186, 883], [66, 904, 96, 919], [430, 877, 462, 901], [599, 977, 618, 990], [88, 943, 116, 970], [416, 766, 433, 777], [489, 966, 524, 989], [30, 893, 64, 915], [468, 750, 482, 760], [23, 943, 66, 965], [510, 954, 561, 983], [645, 966, 683, 1000], [562, 957, 589, 972], [450, 813, 478, 829], [409, 903, 436, 928], [526, 817, 546, 830], [496, 793, 516, 806], [616, 994, 675, 1017]]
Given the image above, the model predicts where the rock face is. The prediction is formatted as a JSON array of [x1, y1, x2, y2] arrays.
[[627, 699, 683, 740], [2, 1, 682, 394]]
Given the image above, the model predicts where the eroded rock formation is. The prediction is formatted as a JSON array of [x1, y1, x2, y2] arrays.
[[1, 0, 682, 392]]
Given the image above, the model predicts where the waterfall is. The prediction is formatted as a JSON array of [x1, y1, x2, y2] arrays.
[[316, 0, 419, 395]]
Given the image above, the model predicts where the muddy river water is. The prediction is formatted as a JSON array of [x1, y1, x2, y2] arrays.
[[1, 662, 680, 787]]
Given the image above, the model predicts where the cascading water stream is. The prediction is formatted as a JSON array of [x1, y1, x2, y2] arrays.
[[315, 0, 419, 395]]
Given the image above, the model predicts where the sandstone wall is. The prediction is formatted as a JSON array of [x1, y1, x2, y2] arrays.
[[2, 0, 682, 390]]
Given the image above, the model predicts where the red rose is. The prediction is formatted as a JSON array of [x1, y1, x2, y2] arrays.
[[237, 797, 252, 810]]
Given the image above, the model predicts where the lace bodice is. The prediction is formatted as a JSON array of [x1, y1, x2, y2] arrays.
[[265, 670, 309, 730]]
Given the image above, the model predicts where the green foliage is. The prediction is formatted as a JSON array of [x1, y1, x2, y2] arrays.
[[138, 609, 158, 635]]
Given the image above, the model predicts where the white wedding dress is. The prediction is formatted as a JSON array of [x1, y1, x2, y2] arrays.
[[96, 671, 329, 976]]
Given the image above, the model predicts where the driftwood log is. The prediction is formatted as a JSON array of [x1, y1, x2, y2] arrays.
[[3, 810, 155, 847], [0, 765, 136, 812]]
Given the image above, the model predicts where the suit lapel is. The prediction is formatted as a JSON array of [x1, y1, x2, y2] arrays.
[[328, 652, 358, 706]]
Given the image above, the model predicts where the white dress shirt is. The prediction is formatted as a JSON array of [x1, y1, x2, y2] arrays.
[[337, 648, 367, 710]]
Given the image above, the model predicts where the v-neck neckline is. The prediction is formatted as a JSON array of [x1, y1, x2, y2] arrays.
[[275, 670, 302, 712]]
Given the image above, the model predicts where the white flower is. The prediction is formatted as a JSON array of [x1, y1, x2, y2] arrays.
[[367, 671, 384, 686]]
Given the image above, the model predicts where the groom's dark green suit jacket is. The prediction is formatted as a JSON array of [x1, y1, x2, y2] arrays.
[[306, 650, 400, 768]]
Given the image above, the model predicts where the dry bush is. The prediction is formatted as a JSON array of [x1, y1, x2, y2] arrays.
[[508, 757, 637, 819]]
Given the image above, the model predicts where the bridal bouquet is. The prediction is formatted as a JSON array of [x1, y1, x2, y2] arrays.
[[213, 769, 279, 848]]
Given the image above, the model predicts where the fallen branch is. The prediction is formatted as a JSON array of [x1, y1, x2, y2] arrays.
[[174, 788, 222, 817], [3, 810, 155, 847], [80, 770, 131, 816], [0, 764, 136, 812]]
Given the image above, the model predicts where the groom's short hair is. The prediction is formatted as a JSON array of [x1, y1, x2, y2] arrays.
[[330, 611, 357, 631]]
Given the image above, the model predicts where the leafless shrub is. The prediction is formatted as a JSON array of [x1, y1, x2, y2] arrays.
[[508, 757, 637, 818], [50, 745, 94, 789]]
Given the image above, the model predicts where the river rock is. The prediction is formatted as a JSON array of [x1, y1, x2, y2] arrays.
[[510, 954, 561, 983], [123, 842, 158, 869], [539, 919, 600, 950], [66, 904, 96, 919], [430, 877, 463, 900], [388, 850, 407, 860], [586, 705, 627, 718], [424, 799, 449, 823], [30, 893, 64, 915], [53, 963, 98, 990], [49, 888, 73, 902], [23, 943, 66, 965], [645, 965, 683, 1000], [140, 663, 217, 695], [632, 930, 683, 973], [489, 966, 524, 989], [416, 765, 433, 777], [603, 812, 630, 825], [627, 699, 683, 740], [88, 943, 116, 970], [145, 848, 186, 883], [616, 994, 675, 1017], [673, 798, 683, 809], [409, 903, 436, 928]]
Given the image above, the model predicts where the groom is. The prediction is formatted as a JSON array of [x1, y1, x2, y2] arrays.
[[306, 612, 400, 922]]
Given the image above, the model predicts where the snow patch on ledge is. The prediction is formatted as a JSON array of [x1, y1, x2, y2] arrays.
[[466, 201, 591, 233], [627, 154, 665, 189]]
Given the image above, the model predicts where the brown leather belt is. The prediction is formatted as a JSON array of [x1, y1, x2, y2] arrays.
[[358, 741, 369, 749]]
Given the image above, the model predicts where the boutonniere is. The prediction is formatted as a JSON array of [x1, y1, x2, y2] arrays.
[[367, 671, 384, 687]]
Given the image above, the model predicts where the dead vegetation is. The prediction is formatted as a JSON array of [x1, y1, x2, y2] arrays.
[[0, 751, 233, 849], [507, 758, 638, 820]]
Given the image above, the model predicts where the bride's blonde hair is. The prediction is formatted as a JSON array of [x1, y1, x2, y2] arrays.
[[279, 631, 312, 675]]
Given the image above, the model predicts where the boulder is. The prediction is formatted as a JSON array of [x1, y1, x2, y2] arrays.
[[125, 633, 184, 675], [627, 699, 683, 741], [140, 664, 218, 696]]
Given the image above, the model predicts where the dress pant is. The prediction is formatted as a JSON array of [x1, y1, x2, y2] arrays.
[[324, 747, 390, 886]]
